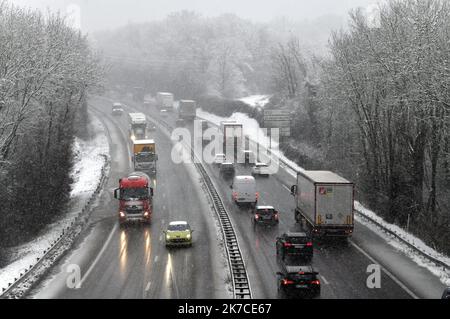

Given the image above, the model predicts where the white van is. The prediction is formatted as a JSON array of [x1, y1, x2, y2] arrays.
[[231, 176, 258, 207]]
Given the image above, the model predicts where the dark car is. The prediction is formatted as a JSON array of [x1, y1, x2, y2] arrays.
[[442, 288, 450, 299], [277, 265, 321, 299], [276, 232, 313, 262], [253, 206, 279, 226], [220, 162, 235, 178]]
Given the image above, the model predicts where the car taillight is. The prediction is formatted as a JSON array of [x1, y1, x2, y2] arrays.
[[311, 280, 320, 285], [306, 242, 313, 247], [274, 213, 279, 220], [282, 279, 294, 285], [232, 192, 238, 199], [256, 192, 259, 199], [283, 242, 293, 247]]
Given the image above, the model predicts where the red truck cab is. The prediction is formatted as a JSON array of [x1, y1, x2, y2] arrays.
[[114, 172, 154, 226]]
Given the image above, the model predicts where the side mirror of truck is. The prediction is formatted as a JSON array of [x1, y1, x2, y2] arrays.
[[149, 187, 154, 197], [290, 185, 297, 196], [114, 188, 120, 200]]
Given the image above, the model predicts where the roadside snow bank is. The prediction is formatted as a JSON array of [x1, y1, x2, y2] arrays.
[[355, 202, 450, 285], [238, 95, 271, 108], [197, 109, 450, 285], [0, 115, 109, 292]]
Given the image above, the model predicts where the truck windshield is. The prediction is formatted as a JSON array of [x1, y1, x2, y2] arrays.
[[121, 188, 148, 200], [136, 153, 155, 162]]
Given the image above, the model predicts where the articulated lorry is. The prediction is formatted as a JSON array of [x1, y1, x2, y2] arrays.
[[178, 100, 197, 121], [128, 113, 147, 141], [132, 139, 158, 175], [156, 92, 174, 111], [114, 172, 154, 226], [290, 171, 354, 238]]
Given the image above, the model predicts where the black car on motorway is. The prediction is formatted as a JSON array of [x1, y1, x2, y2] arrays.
[[442, 288, 450, 299], [277, 265, 321, 299], [276, 232, 313, 262], [220, 162, 235, 179], [253, 206, 279, 226]]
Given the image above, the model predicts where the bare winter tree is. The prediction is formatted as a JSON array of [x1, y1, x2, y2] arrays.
[[0, 2, 103, 245], [323, 0, 450, 252]]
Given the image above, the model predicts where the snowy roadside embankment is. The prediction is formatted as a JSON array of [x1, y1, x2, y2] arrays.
[[238, 95, 271, 109], [0, 115, 109, 292], [196, 108, 450, 286]]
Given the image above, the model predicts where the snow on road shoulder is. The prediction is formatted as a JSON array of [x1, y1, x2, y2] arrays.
[[355, 202, 450, 286], [0, 115, 109, 291], [197, 108, 450, 286], [70, 119, 109, 198]]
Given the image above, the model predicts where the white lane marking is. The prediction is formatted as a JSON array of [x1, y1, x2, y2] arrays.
[[80, 223, 118, 287], [145, 281, 152, 292], [159, 234, 163, 241], [282, 184, 291, 193], [154, 255, 159, 263], [349, 240, 419, 299], [320, 275, 330, 285]]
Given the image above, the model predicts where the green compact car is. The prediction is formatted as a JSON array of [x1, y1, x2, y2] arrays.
[[164, 221, 193, 247]]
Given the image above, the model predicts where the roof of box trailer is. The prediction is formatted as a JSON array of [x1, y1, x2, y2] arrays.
[[134, 139, 155, 145], [300, 171, 351, 184]]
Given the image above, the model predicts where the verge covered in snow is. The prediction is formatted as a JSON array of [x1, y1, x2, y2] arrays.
[[0, 115, 109, 291], [197, 109, 450, 285], [238, 95, 271, 108]]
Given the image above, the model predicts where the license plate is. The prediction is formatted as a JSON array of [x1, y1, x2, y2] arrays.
[[293, 245, 304, 248], [296, 285, 307, 289]]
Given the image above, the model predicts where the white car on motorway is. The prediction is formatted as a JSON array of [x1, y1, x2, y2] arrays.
[[252, 163, 271, 177], [214, 154, 226, 165]]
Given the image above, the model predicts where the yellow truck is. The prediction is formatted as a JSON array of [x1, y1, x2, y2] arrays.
[[132, 139, 158, 175]]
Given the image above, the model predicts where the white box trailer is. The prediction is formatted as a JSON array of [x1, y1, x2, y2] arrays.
[[291, 171, 354, 238], [178, 100, 197, 121], [156, 92, 174, 111]]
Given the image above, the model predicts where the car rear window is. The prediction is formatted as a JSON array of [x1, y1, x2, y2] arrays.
[[287, 236, 309, 244], [288, 273, 316, 281], [257, 209, 275, 215]]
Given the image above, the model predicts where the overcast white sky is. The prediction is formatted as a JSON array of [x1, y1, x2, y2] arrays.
[[10, 0, 378, 31]]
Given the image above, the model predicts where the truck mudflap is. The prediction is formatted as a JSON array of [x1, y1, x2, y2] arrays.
[[311, 226, 354, 238], [295, 209, 353, 237]]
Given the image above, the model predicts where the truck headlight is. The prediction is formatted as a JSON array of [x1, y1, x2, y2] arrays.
[[119, 211, 126, 218]]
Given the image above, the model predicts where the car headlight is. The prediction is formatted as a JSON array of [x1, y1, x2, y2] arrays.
[[186, 233, 191, 239], [166, 234, 171, 240]]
